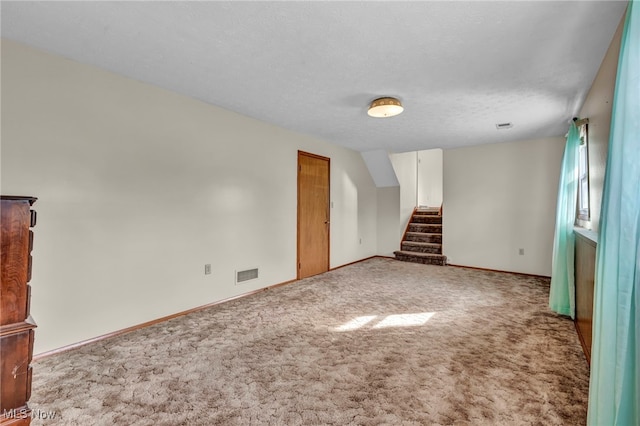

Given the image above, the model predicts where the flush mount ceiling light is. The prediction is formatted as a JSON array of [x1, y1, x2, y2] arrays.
[[367, 97, 404, 118]]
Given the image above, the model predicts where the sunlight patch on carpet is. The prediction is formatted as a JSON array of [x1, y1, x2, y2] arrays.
[[373, 312, 435, 328], [334, 312, 435, 331], [334, 315, 377, 331]]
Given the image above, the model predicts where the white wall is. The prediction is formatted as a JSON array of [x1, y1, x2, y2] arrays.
[[360, 150, 400, 188], [1, 40, 378, 354], [360, 151, 401, 255], [576, 16, 623, 233], [417, 149, 443, 208], [376, 187, 400, 256], [390, 148, 444, 237], [390, 152, 417, 235], [443, 137, 564, 276]]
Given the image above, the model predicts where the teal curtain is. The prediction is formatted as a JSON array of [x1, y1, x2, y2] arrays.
[[549, 123, 580, 319], [588, 1, 640, 425]]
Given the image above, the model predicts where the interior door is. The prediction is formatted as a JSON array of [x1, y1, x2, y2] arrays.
[[297, 151, 330, 279]]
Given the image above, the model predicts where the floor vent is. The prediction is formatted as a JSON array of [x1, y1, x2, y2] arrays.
[[236, 268, 259, 283]]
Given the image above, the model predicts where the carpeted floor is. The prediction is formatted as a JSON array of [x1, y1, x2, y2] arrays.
[[30, 258, 589, 425]]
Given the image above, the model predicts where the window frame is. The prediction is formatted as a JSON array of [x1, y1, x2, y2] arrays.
[[577, 123, 590, 222]]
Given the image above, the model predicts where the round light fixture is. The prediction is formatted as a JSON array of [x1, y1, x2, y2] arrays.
[[367, 97, 404, 118]]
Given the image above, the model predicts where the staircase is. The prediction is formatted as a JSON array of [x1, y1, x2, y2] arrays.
[[394, 207, 447, 266]]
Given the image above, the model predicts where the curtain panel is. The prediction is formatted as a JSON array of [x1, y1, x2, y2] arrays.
[[549, 123, 580, 319], [588, 1, 640, 424]]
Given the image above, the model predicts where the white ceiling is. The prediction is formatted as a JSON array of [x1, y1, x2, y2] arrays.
[[1, 1, 627, 153]]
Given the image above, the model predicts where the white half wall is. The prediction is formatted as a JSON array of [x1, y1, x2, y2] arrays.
[[417, 149, 443, 208], [390, 152, 417, 235], [443, 137, 564, 276], [376, 186, 401, 256], [1, 40, 378, 354]]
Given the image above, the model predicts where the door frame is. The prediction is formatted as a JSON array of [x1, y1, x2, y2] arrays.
[[297, 150, 331, 279]]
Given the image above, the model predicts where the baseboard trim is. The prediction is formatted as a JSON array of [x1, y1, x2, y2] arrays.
[[34, 255, 390, 361], [447, 263, 551, 279], [33, 278, 297, 361], [376, 255, 396, 260], [330, 255, 383, 271]]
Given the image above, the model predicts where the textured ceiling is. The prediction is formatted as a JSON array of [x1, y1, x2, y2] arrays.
[[1, 1, 627, 153]]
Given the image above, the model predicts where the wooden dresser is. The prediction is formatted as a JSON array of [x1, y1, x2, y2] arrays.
[[1, 196, 37, 425]]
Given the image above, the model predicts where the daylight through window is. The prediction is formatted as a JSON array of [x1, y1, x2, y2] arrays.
[[577, 123, 590, 221]]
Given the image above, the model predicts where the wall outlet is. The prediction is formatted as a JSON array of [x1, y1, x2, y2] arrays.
[[519, 248, 525, 256], [204, 264, 212, 275]]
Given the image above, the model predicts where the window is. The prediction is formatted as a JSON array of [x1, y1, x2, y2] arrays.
[[577, 123, 590, 221]]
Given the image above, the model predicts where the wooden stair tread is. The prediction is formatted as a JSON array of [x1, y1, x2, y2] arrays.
[[415, 208, 439, 214], [402, 241, 441, 247], [406, 232, 441, 236], [394, 251, 445, 258]]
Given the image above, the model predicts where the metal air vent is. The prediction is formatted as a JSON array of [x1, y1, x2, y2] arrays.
[[236, 268, 259, 283]]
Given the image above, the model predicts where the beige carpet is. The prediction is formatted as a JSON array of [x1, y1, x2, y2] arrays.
[[30, 258, 589, 425]]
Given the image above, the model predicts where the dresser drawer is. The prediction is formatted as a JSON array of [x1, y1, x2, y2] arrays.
[[0, 330, 33, 412]]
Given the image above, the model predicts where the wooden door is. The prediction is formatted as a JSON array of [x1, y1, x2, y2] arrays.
[[297, 151, 330, 279]]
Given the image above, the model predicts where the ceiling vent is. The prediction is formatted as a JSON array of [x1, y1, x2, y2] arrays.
[[496, 122, 513, 130]]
